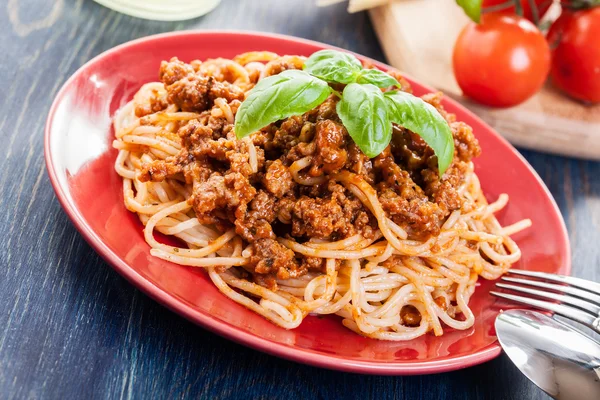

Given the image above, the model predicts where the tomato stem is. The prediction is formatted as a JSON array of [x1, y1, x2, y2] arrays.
[[514, 0, 524, 17], [527, 0, 540, 24], [560, 0, 600, 10], [481, 0, 515, 13]]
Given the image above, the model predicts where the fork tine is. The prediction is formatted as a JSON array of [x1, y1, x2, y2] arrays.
[[507, 270, 600, 296], [490, 291, 600, 332], [501, 277, 600, 306], [496, 283, 600, 316]]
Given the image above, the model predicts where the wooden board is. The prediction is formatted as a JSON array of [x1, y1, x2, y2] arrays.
[[370, 0, 600, 160]]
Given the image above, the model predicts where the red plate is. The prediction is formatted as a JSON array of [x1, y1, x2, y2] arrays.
[[44, 31, 570, 375]]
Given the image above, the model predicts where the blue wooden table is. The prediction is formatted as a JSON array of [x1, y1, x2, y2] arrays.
[[2, 1, 598, 398]]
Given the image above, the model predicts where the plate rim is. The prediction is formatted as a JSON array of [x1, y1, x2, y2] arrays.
[[43, 29, 571, 375]]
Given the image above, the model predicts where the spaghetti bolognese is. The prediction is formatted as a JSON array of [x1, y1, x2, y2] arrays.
[[112, 51, 530, 341]]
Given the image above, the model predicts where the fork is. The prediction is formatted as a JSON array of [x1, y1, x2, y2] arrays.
[[490, 270, 600, 334]]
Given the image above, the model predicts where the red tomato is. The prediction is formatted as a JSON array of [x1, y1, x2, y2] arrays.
[[453, 13, 551, 108], [547, 8, 600, 103], [482, 0, 552, 22]]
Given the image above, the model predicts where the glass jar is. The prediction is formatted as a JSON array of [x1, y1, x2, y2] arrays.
[[93, 0, 222, 21]]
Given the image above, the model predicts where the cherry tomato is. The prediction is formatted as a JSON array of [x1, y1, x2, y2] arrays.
[[482, 0, 552, 22], [453, 13, 551, 108], [547, 8, 600, 103]]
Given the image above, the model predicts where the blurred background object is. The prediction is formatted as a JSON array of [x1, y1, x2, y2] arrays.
[[317, 0, 390, 13], [93, 0, 221, 21]]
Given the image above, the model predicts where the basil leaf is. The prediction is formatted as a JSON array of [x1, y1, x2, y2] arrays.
[[303, 49, 363, 84], [456, 0, 482, 23], [384, 91, 454, 176], [337, 83, 391, 158], [356, 68, 400, 88], [235, 70, 331, 138]]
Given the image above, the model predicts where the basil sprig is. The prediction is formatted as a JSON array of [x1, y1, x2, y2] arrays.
[[356, 68, 400, 88], [456, 0, 483, 23], [337, 84, 391, 158], [384, 91, 455, 175], [234, 70, 332, 138], [234, 50, 455, 176], [302, 49, 363, 84]]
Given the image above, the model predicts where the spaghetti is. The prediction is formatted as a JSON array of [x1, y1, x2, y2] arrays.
[[113, 52, 531, 341]]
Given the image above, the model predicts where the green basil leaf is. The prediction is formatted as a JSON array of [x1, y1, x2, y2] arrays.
[[456, 0, 482, 23], [235, 70, 331, 138], [337, 83, 391, 158], [303, 49, 363, 84], [356, 68, 400, 88], [384, 91, 454, 176]]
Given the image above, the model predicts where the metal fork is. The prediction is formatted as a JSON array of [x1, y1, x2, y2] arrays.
[[490, 270, 600, 334]]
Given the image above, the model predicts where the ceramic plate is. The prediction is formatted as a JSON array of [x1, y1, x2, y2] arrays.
[[44, 31, 570, 375]]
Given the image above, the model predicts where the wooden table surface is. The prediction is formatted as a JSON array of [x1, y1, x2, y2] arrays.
[[1, 0, 598, 399]]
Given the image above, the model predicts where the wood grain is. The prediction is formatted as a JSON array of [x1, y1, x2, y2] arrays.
[[370, 0, 600, 160], [0, 0, 597, 399]]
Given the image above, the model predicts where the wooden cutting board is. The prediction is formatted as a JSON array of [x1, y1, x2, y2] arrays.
[[369, 0, 600, 160]]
